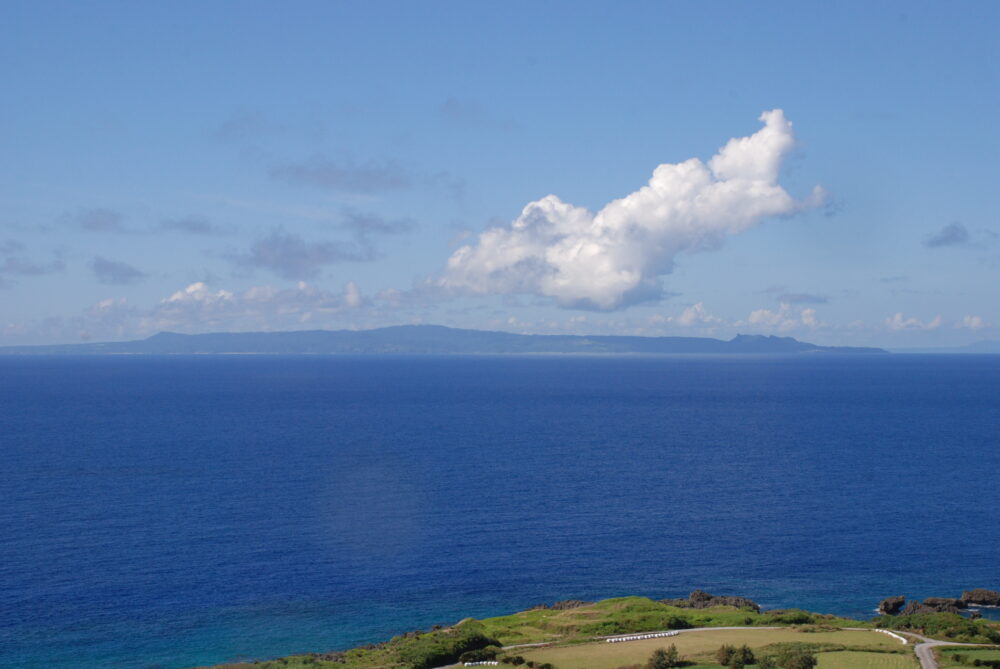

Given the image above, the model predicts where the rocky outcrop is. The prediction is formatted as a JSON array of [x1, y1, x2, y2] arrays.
[[900, 598, 964, 615], [661, 590, 761, 612], [878, 596, 906, 615], [924, 597, 966, 610], [961, 589, 1000, 606]]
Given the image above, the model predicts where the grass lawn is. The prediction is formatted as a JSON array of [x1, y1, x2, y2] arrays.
[[935, 646, 1000, 669], [515, 628, 905, 669], [816, 651, 917, 669]]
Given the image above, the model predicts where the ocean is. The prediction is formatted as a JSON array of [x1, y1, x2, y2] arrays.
[[2, 354, 998, 668]]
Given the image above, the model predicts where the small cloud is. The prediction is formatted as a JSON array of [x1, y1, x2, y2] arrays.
[[214, 109, 275, 142], [957, 315, 987, 330], [924, 221, 970, 248], [1, 240, 65, 287], [270, 155, 412, 194], [821, 195, 845, 218], [776, 292, 829, 305], [76, 208, 127, 233], [428, 171, 467, 202], [0, 239, 25, 255], [674, 302, 722, 327], [338, 210, 415, 238], [439, 97, 514, 131], [90, 256, 147, 285], [884, 312, 943, 331], [746, 302, 822, 332], [879, 275, 907, 284], [228, 230, 373, 280], [342, 280, 364, 308], [158, 216, 230, 235]]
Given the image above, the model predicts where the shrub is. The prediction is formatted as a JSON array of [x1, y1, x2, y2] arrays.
[[396, 626, 501, 669], [775, 649, 817, 669], [647, 645, 681, 669], [764, 611, 815, 625], [460, 647, 500, 663], [730, 645, 755, 669], [717, 645, 736, 666]]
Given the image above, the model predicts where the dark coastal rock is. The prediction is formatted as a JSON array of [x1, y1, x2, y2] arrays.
[[924, 597, 966, 610], [660, 590, 761, 612], [900, 602, 934, 616], [900, 598, 964, 615], [961, 589, 1000, 606], [878, 596, 906, 615]]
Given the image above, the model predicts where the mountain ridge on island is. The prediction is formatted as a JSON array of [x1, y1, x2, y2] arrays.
[[0, 324, 887, 355]]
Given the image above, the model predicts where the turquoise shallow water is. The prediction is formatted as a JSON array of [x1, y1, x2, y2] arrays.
[[2, 354, 998, 668]]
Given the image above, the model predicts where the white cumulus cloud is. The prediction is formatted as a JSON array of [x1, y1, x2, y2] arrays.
[[674, 302, 723, 327], [746, 303, 821, 332], [957, 315, 987, 330], [884, 312, 943, 331], [436, 110, 823, 310]]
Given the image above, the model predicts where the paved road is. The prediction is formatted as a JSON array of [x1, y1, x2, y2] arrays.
[[892, 631, 992, 669]]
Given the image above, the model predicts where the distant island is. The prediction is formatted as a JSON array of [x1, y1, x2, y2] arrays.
[[0, 325, 887, 356]]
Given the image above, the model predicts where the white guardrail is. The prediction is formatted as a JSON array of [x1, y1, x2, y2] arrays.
[[607, 631, 680, 643], [874, 629, 908, 644], [464, 662, 500, 666]]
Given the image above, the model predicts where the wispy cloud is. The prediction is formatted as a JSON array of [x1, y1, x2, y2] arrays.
[[158, 216, 231, 235], [90, 256, 147, 285], [76, 208, 127, 233], [213, 109, 277, 142], [270, 155, 412, 194], [228, 231, 373, 280], [0, 239, 65, 287], [776, 292, 829, 305], [440, 96, 514, 131], [923, 222, 997, 249], [924, 221, 970, 248], [338, 209, 415, 238]]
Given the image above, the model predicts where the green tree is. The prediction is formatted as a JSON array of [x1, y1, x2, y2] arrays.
[[717, 645, 736, 666], [647, 645, 681, 669], [730, 645, 755, 669]]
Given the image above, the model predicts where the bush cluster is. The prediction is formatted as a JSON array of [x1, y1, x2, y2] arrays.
[[646, 644, 681, 669], [949, 654, 1000, 669], [716, 644, 755, 669], [396, 625, 501, 669], [873, 613, 1000, 644], [498, 656, 553, 669]]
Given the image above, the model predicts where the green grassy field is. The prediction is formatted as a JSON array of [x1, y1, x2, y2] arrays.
[[816, 651, 918, 669], [934, 646, 1000, 669], [476, 598, 862, 646], [514, 628, 907, 669], [199, 596, 1000, 669]]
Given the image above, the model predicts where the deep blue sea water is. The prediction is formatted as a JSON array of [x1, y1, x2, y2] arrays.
[[2, 354, 999, 669]]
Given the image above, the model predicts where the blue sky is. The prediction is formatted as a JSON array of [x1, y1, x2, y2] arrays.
[[2, 0, 997, 346]]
